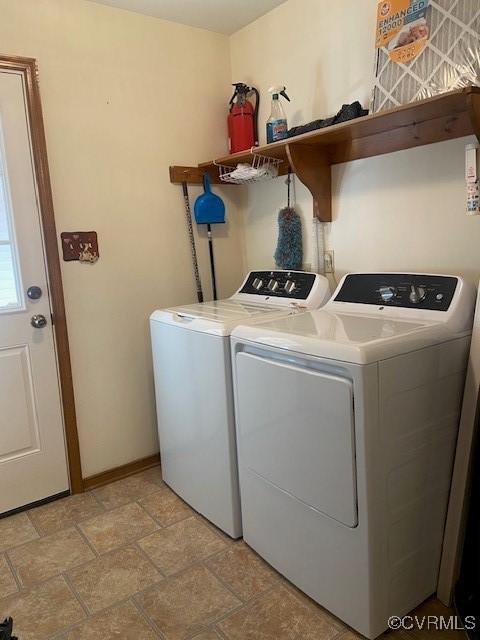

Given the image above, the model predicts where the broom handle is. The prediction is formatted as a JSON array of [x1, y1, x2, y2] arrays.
[[207, 224, 218, 301], [181, 182, 203, 303]]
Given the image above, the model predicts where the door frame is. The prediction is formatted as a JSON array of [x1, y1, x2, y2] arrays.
[[0, 54, 83, 494]]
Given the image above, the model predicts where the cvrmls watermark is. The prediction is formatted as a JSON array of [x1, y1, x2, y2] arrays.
[[388, 614, 476, 632]]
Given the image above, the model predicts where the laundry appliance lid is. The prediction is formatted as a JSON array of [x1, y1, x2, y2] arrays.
[[231, 273, 475, 364], [150, 300, 306, 337], [150, 270, 331, 337], [231, 310, 457, 364]]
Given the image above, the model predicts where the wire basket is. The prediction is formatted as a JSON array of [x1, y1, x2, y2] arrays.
[[216, 153, 283, 184]]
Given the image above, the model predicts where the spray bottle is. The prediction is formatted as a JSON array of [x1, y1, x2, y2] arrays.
[[266, 86, 290, 143]]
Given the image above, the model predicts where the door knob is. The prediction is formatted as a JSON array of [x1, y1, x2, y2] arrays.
[[31, 314, 47, 328], [27, 286, 42, 300]]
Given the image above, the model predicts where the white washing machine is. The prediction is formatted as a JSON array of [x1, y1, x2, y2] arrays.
[[150, 270, 330, 538], [231, 273, 475, 638]]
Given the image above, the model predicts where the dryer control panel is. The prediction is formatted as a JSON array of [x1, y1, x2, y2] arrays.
[[239, 271, 317, 300], [334, 273, 458, 311]]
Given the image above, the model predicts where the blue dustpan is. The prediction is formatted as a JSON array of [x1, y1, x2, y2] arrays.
[[194, 174, 225, 224]]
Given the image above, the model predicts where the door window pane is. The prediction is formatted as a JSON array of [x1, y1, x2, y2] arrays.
[[0, 244, 19, 308], [0, 126, 22, 311], [0, 176, 9, 241]]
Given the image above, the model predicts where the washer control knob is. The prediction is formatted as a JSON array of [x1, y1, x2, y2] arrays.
[[252, 278, 263, 290], [409, 285, 426, 304], [267, 279, 279, 292], [379, 286, 396, 303], [284, 280, 296, 294]]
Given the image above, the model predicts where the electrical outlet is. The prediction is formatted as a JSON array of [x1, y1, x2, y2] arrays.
[[324, 251, 335, 274]]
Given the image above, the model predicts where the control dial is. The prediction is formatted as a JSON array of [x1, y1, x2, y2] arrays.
[[267, 279, 279, 292], [284, 280, 296, 295], [409, 285, 426, 304], [379, 286, 396, 303], [252, 278, 263, 290]]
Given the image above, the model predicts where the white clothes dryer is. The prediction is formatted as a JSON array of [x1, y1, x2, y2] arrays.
[[231, 273, 475, 637]]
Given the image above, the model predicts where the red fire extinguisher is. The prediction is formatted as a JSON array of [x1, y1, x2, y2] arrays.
[[228, 83, 259, 154]]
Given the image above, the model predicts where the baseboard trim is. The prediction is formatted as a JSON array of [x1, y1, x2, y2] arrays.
[[83, 453, 161, 491]]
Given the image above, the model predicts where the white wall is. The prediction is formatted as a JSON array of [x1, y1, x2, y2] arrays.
[[3, 0, 479, 479], [0, 0, 244, 476], [230, 0, 480, 284]]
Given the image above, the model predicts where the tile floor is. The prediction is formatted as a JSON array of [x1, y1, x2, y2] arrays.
[[0, 467, 464, 640]]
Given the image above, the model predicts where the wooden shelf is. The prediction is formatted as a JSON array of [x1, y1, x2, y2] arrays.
[[170, 87, 480, 222]]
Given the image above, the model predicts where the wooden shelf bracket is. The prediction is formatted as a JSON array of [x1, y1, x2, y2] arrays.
[[286, 143, 331, 222]]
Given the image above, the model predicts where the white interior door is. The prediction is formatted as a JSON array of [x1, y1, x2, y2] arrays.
[[0, 69, 69, 513]]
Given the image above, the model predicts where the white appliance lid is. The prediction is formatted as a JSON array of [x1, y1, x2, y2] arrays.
[[231, 273, 475, 364], [150, 270, 331, 336], [150, 300, 306, 337], [231, 310, 447, 364]]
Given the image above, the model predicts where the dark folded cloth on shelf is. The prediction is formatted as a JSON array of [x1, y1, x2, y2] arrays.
[[287, 101, 368, 138]]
